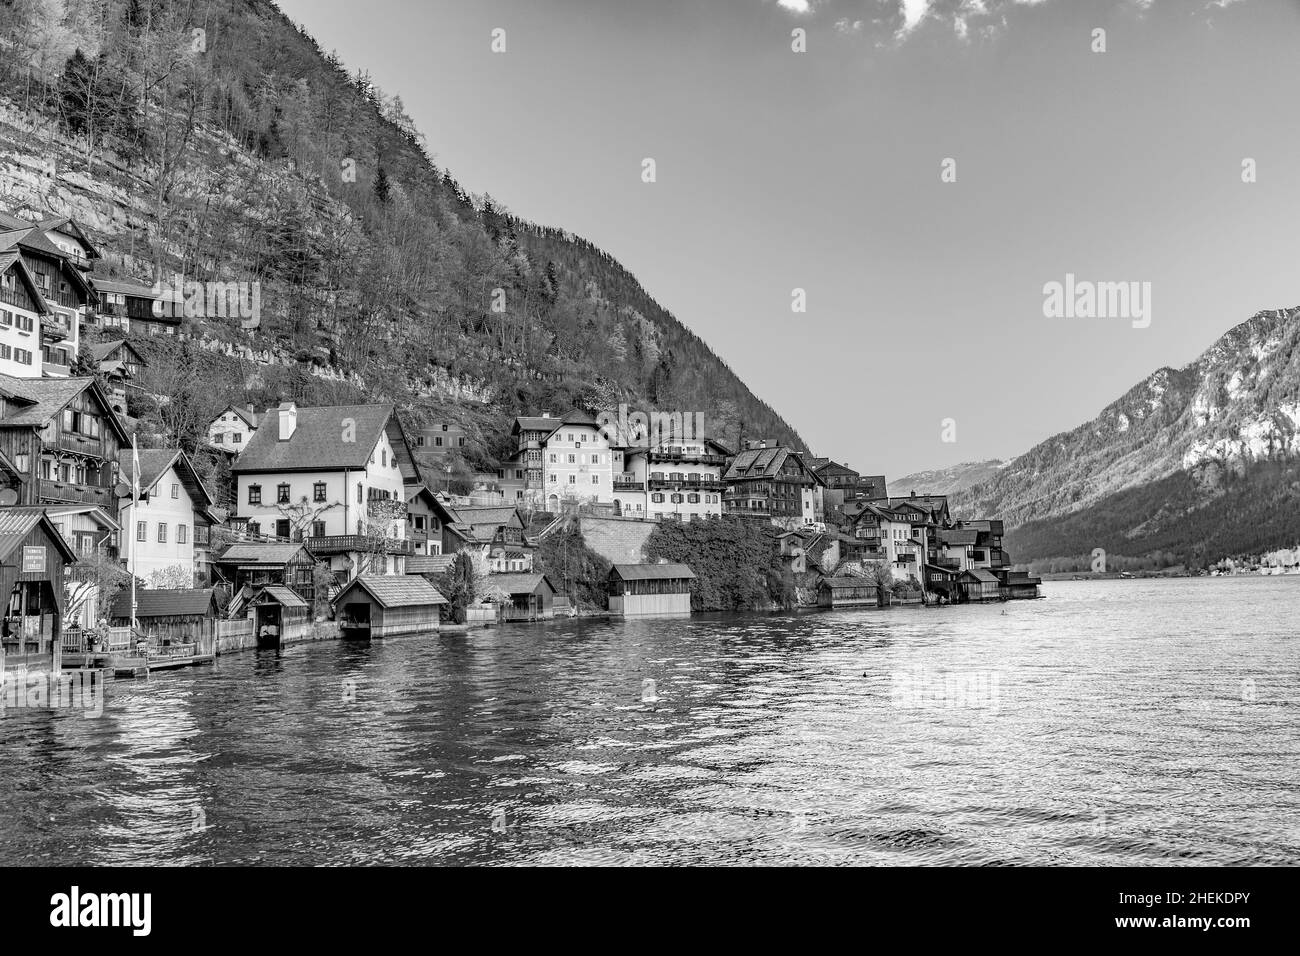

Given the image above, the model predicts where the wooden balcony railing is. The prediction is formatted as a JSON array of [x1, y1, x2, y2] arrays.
[[305, 535, 415, 556], [39, 479, 116, 507]]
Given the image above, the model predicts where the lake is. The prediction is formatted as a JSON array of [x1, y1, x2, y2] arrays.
[[1, 576, 1296, 866]]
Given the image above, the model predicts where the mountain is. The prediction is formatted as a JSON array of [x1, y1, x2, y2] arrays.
[[0, 0, 805, 484], [892, 460, 1005, 498], [951, 307, 1300, 569]]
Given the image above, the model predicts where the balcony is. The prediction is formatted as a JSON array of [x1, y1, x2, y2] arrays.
[[39, 479, 116, 508], [648, 450, 727, 465], [613, 478, 643, 492], [40, 316, 70, 341], [305, 535, 415, 556]]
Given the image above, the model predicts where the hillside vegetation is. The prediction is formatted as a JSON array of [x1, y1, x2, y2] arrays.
[[0, 0, 805, 479]]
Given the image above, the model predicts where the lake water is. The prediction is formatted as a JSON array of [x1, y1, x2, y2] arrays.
[[1, 577, 1296, 866]]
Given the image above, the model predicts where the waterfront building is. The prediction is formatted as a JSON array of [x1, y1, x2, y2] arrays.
[[612, 437, 730, 522], [483, 572, 556, 621], [230, 402, 420, 581], [116, 449, 217, 586], [108, 588, 220, 652], [607, 563, 695, 617], [816, 576, 883, 609], [334, 574, 448, 638], [0, 507, 78, 676], [540, 411, 615, 509], [213, 541, 319, 606], [207, 403, 260, 455]]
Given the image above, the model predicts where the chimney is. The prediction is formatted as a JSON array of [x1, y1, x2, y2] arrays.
[[541, 411, 553, 419], [759, 439, 767, 449], [278, 401, 297, 441]]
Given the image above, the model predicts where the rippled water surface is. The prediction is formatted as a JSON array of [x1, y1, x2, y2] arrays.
[[1, 577, 1297, 866]]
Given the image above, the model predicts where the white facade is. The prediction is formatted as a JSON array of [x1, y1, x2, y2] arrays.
[[543, 422, 614, 506], [0, 300, 41, 378], [208, 407, 258, 452], [120, 463, 199, 585], [615, 441, 726, 522]]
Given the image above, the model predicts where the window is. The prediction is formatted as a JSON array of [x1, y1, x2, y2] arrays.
[[311, 520, 326, 538], [688, 494, 700, 503], [178, 524, 188, 544], [247, 521, 260, 537], [549, 474, 557, 483], [171, 483, 179, 498], [568, 475, 576, 484], [136, 521, 147, 542], [592, 475, 599, 484], [548, 453, 556, 463], [213, 432, 224, 444], [15, 348, 32, 365], [277, 483, 290, 504], [233, 433, 242, 444], [248, 484, 262, 505], [567, 454, 575, 464], [313, 482, 327, 502], [652, 493, 665, 503], [381, 449, 387, 467], [416, 436, 425, 447], [357, 483, 363, 504], [435, 437, 443, 447], [457, 437, 465, 447], [157, 523, 167, 543]]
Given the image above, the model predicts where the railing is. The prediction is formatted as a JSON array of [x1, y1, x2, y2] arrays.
[[612, 479, 643, 492], [39, 480, 116, 507], [647, 451, 727, 465], [40, 317, 69, 341], [305, 535, 415, 556]]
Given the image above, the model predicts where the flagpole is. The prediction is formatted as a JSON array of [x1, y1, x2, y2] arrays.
[[130, 435, 138, 635]]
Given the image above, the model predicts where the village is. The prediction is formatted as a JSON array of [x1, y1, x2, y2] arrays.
[[0, 206, 1040, 686]]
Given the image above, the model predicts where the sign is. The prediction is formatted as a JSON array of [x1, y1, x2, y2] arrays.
[[22, 546, 46, 574]]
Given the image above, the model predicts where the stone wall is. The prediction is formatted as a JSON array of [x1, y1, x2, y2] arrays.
[[577, 516, 657, 566]]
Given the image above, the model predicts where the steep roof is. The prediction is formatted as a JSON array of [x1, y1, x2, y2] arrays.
[[723, 446, 813, 482], [513, 414, 561, 434], [940, 529, 980, 547], [0, 251, 51, 315], [610, 563, 696, 581], [34, 215, 101, 259], [820, 575, 876, 590], [231, 403, 410, 474], [0, 507, 78, 563], [217, 542, 313, 565], [336, 574, 447, 608], [91, 277, 159, 297], [116, 448, 214, 507], [485, 572, 555, 596], [110, 588, 217, 619], [251, 584, 309, 609], [0, 375, 129, 442], [961, 569, 1001, 584], [406, 554, 454, 575]]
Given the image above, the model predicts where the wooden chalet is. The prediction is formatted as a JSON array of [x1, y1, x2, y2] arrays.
[[334, 574, 447, 639], [88, 339, 145, 416], [0, 507, 77, 675], [0, 374, 130, 511], [722, 444, 823, 524], [956, 568, 1002, 603], [214, 541, 319, 606], [109, 588, 219, 659]]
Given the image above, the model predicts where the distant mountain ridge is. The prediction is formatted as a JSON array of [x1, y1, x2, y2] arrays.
[[892, 460, 1005, 498], [949, 307, 1300, 567]]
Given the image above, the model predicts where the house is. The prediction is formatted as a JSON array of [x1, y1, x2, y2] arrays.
[[207, 403, 260, 455], [116, 449, 216, 587], [109, 588, 219, 654], [996, 569, 1043, 600], [888, 493, 952, 528], [0, 375, 129, 523], [441, 505, 531, 568], [0, 506, 78, 675], [0, 211, 97, 376], [540, 411, 615, 509], [87, 340, 145, 416], [816, 576, 883, 609], [333, 574, 447, 639], [607, 563, 695, 617], [213, 541, 319, 607], [88, 277, 181, 337], [229, 402, 420, 582], [956, 568, 1002, 603], [404, 483, 455, 555], [482, 572, 557, 622], [613, 437, 730, 522], [496, 413, 557, 504], [815, 460, 888, 509], [722, 443, 823, 527], [414, 420, 469, 460], [0, 249, 48, 378]]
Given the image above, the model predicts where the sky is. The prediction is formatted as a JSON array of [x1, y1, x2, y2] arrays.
[[275, 0, 1300, 479]]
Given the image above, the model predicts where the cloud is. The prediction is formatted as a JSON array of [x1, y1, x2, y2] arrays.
[[776, 0, 813, 13]]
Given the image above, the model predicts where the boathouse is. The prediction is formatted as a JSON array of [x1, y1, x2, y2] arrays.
[[816, 575, 881, 609], [997, 569, 1043, 600], [608, 563, 695, 617], [956, 568, 1002, 603], [333, 574, 447, 638], [243, 585, 311, 646], [0, 508, 77, 675], [484, 572, 556, 622], [109, 588, 219, 654]]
